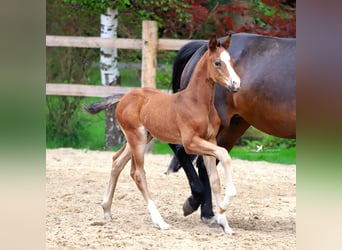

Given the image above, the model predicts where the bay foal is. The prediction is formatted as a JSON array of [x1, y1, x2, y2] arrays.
[[84, 35, 241, 234]]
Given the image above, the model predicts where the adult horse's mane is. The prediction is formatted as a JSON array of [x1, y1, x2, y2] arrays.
[[171, 41, 206, 92]]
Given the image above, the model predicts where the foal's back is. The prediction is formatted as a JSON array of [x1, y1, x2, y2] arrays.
[[116, 88, 184, 144]]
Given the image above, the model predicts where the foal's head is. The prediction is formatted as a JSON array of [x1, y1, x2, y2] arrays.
[[207, 35, 240, 92]]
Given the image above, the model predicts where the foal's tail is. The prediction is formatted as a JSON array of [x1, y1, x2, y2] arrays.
[[83, 93, 124, 114]]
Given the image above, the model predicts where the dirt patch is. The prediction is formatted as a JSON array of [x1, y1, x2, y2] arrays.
[[46, 148, 296, 249]]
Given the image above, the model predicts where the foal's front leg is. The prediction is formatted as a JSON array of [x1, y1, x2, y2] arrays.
[[202, 155, 233, 234], [184, 137, 236, 234]]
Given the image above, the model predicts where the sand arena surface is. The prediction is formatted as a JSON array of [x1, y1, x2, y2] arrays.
[[46, 148, 296, 249]]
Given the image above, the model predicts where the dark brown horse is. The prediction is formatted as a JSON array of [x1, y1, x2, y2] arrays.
[[84, 35, 241, 234], [167, 33, 296, 222]]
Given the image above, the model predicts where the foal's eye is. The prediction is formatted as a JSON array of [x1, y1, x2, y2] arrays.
[[214, 60, 221, 67]]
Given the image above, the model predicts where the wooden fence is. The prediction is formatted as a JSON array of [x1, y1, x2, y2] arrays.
[[46, 20, 204, 97]]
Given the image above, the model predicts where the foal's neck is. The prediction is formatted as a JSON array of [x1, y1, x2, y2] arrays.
[[185, 53, 215, 107]]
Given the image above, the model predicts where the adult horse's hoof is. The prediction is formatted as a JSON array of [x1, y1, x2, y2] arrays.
[[165, 156, 182, 175], [201, 215, 219, 227], [183, 198, 195, 216]]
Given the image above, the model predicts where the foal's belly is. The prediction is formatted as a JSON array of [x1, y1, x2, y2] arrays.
[[140, 100, 183, 144]]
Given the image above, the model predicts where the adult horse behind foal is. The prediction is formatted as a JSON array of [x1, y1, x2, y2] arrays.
[[168, 33, 296, 221], [84, 35, 241, 234]]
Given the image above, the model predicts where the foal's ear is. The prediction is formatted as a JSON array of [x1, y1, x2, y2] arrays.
[[208, 35, 218, 52], [221, 33, 232, 49]]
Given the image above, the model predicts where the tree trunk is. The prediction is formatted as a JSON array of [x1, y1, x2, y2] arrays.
[[100, 8, 125, 149]]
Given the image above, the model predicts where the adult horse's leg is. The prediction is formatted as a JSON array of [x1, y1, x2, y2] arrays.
[[216, 117, 251, 150], [196, 155, 215, 222], [168, 144, 213, 218], [102, 143, 132, 221]]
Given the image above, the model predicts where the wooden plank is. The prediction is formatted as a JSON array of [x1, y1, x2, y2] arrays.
[[46, 83, 135, 97], [158, 39, 206, 51], [46, 36, 142, 50], [141, 21, 158, 88], [46, 35, 205, 51], [46, 83, 170, 97]]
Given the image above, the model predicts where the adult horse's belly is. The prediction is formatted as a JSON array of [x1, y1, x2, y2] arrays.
[[235, 91, 296, 139], [246, 110, 296, 139]]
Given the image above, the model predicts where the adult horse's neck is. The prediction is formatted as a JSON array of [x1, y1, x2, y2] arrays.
[[184, 52, 215, 109]]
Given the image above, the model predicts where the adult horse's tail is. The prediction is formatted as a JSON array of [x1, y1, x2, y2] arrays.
[[83, 93, 124, 114], [171, 41, 206, 93]]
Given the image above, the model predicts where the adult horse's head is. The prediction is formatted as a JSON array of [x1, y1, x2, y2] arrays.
[[208, 35, 240, 93]]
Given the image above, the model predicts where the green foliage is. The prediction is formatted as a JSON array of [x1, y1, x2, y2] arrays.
[[234, 134, 296, 164], [46, 97, 106, 149], [244, 0, 296, 37], [152, 140, 173, 154], [242, 135, 296, 149], [156, 51, 177, 89], [61, 0, 131, 14]]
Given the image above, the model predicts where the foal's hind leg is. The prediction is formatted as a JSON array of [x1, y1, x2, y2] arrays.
[[102, 143, 132, 221], [127, 131, 169, 230]]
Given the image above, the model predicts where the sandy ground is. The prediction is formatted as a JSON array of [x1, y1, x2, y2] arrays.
[[46, 148, 296, 249]]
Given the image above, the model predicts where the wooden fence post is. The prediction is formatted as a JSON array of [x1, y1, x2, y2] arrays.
[[141, 20, 158, 88], [141, 21, 158, 153]]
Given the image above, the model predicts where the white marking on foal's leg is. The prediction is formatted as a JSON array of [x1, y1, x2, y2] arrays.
[[215, 148, 237, 211], [147, 199, 169, 230], [219, 181, 237, 211], [101, 198, 112, 221], [217, 213, 234, 235]]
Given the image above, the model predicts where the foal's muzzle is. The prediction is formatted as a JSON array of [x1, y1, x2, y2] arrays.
[[227, 80, 240, 93]]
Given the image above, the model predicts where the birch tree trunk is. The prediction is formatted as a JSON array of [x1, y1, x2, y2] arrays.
[[100, 8, 125, 149]]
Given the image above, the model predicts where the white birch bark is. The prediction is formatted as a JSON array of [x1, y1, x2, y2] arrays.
[[100, 8, 120, 86], [100, 8, 124, 148]]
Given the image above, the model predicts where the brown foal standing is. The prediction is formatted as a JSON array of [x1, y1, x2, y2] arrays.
[[84, 35, 241, 234]]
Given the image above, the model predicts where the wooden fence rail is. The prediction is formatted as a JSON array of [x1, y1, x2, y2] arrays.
[[46, 20, 205, 97], [46, 35, 196, 51], [46, 83, 169, 97]]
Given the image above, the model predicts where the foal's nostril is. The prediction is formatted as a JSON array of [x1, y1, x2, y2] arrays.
[[231, 81, 240, 92]]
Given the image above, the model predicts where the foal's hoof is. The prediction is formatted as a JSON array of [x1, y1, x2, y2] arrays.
[[159, 222, 170, 230], [216, 213, 234, 235], [103, 213, 112, 222], [183, 199, 195, 216]]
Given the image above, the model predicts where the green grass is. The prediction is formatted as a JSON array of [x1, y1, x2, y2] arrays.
[[151, 141, 296, 165], [230, 146, 296, 164], [152, 140, 173, 154], [120, 68, 172, 89]]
